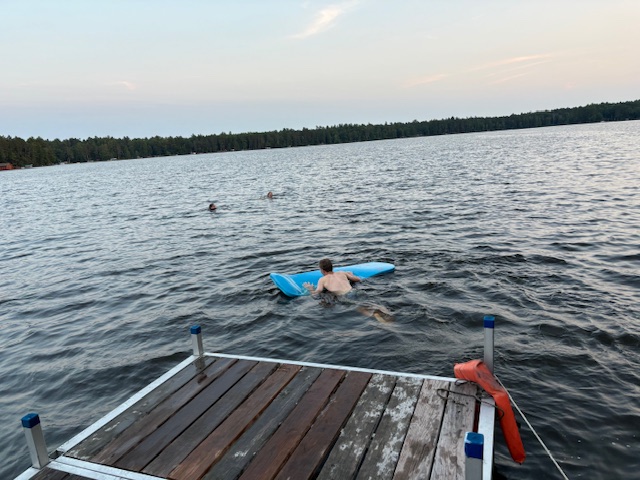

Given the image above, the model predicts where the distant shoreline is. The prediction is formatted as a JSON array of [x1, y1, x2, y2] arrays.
[[1, 99, 639, 168]]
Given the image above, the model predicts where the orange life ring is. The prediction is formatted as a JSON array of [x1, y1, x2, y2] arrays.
[[454, 359, 526, 464]]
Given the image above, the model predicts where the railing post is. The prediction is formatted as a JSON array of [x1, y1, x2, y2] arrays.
[[191, 325, 204, 357], [21, 413, 50, 469], [483, 315, 495, 374], [465, 431, 484, 480]]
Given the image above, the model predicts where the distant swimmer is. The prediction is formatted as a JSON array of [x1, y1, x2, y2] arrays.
[[209, 203, 217, 211], [267, 191, 274, 199]]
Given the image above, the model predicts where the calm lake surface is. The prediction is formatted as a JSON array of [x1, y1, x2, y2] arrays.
[[1, 121, 639, 479]]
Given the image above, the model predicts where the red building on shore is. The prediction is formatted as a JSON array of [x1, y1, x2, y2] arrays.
[[0, 163, 15, 170]]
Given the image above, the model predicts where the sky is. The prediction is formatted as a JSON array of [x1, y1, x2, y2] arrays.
[[1, 0, 639, 140]]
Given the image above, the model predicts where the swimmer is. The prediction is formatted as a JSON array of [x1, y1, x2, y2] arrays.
[[209, 203, 217, 211], [304, 258, 361, 296], [267, 191, 274, 199], [304, 258, 394, 322]]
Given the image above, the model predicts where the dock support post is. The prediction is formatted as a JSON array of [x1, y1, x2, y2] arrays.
[[21, 413, 50, 469], [191, 325, 204, 357], [483, 315, 494, 374], [465, 431, 484, 480]]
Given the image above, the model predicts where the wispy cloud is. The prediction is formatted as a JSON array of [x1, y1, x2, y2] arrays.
[[403, 73, 448, 88], [483, 60, 552, 78], [469, 54, 554, 73], [468, 53, 556, 86], [290, 2, 359, 39], [488, 72, 529, 85], [110, 80, 137, 91], [403, 53, 556, 89]]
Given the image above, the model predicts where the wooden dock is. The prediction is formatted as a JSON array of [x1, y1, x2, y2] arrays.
[[17, 350, 494, 480]]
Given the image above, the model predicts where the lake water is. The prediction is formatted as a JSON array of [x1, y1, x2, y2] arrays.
[[1, 121, 639, 479]]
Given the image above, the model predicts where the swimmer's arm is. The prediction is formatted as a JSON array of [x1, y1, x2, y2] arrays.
[[344, 271, 361, 283], [304, 278, 325, 295]]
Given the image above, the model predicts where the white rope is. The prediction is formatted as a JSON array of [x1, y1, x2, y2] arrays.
[[495, 374, 570, 480]]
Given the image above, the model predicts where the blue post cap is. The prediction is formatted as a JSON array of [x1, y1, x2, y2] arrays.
[[21, 413, 41, 429], [190, 325, 201, 335], [483, 315, 495, 328], [465, 432, 484, 459]]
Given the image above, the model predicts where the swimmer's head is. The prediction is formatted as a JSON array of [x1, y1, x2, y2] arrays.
[[319, 258, 333, 273], [209, 203, 217, 211]]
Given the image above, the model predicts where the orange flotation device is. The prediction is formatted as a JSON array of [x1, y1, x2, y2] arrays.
[[454, 359, 526, 464]]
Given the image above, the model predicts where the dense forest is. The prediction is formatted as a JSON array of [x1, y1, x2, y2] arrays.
[[1, 99, 639, 168]]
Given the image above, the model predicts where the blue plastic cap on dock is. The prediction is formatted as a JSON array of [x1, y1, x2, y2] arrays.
[[21, 413, 40, 429], [190, 325, 202, 335], [465, 432, 484, 459], [483, 315, 495, 328]]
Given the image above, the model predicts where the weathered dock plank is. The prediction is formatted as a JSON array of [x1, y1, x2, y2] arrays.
[[316, 373, 396, 480], [29, 468, 70, 480], [114, 359, 258, 470], [140, 360, 279, 475], [202, 366, 322, 480], [431, 381, 478, 479], [159, 363, 300, 479], [356, 376, 423, 480], [236, 368, 345, 480], [274, 370, 372, 480], [393, 378, 450, 479], [90, 356, 237, 464], [66, 356, 216, 460]]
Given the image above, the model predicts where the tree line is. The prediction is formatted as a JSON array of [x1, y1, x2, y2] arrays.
[[1, 99, 639, 168]]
